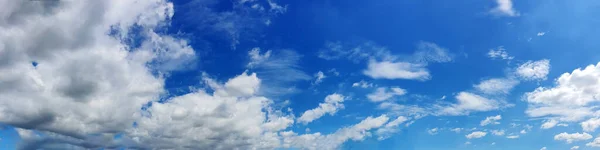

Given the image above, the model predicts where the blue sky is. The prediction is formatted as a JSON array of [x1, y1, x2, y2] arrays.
[[2, 0, 600, 150]]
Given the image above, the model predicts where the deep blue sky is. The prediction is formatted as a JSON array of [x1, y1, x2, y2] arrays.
[[3, 0, 600, 149]]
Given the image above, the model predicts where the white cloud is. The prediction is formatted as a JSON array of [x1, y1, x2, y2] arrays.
[[587, 137, 600, 147], [437, 92, 508, 116], [313, 71, 327, 85], [376, 116, 408, 140], [282, 115, 390, 150], [516, 59, 550, 81], [506, 135, 520, 139], [581, 118, 600, 132], [540, 147, 547, 150], [0, 0, 194, 146], [520, 130, 527, 134], [352, 80, 374, 88], [481, 115, 502, 126], [537, 32, 546, 36], [524, 62, 600, 121], [363, 60, 430, 80], [487, 47, 514, 60], [490, 0, 519, 17], [466, 131, 487, 139], [297, 93, 346, 124], [571, 146, 580, 150], [246, 48, 311, 95], [450, 128, 463, 133], [367, 87, 407, 102], [554, 132, 593, 144], [491, 130, 505, 136], [428, 128, 439, 135], [541, 119, 559, 129], [475, 78, 519, 95]]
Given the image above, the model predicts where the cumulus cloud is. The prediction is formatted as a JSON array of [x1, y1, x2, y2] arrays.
[[376, 116, 408, 140], [554, 132, 593, 144], [0, 0, 193, 144], [481, 115, 502, 126], [297, 93, 346, 124], [524, 62, 600, 121], [581, 118, 600, 132], [466, 131, 487, 139], [437, 92, 509, 116], [475, 78, 519, 95], [428, 128, 439, 135], [516, 59, 550, 81], [540, 147, 547, 150], [367, 87, 407, 102], [587, 137, 600, 147], [571, 146, 580, 150], [490, 0, 519, 17], [487, 47, 514, 60]]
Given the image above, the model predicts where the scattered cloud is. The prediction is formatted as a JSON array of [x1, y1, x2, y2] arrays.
[[352, 80, 374, 88], [487, 46, 514, 60], [450, 128, 463, 133], [437, 92, 509, 116], [363, 60, 431, 80], [475, 78, 519, 95], [524, 62, 600, 122], [313, 71, 327, 85], [516, 59, 550, 81], [481, 115, 502, 126], [490, 0, 519, 17], [581, 118, 600, 132], [246, 48, 311, 95], [466, 131, 487, 139], [506, 135, 520, 139], [428, 128, 439, 135], [587, 137, 600, 147], [540, 147, 547, 150], [491, 130, 505, 136], [367, 87, 407, 102], [554, 132, 593, 144], [571, 146, 580, 150], [541, 119, 559, 129], [537, 32, 546, 36], [298, 93, 346, 124]]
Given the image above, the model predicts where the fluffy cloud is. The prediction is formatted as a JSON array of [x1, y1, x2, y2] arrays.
[[554, 132, 593, 144], [428, 128, 439, 135], [437, 92, 508, 116], [0, 0, 190, 143], [297, 93, 346, 124], [587, 137, 600, 147], [367, 87, 407, 102], [475, 78, 519, 95], [541, 119, 559, 129], [487, 47, 514, 60], [540, 147, 547, 150], [524, 62, 600, 121], [571, 146, 580, 150], [481, 115, 502, 126], [466, 131, 487, 139], [363, 60, 431, 80], [125, 72, 294, 149], [490, 0, 519, 17], [581, 118, 600, 132], [516, 59, 550, 81]]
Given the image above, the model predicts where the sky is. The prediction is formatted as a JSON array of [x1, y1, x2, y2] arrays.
[[1, 0, 600, 150]]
